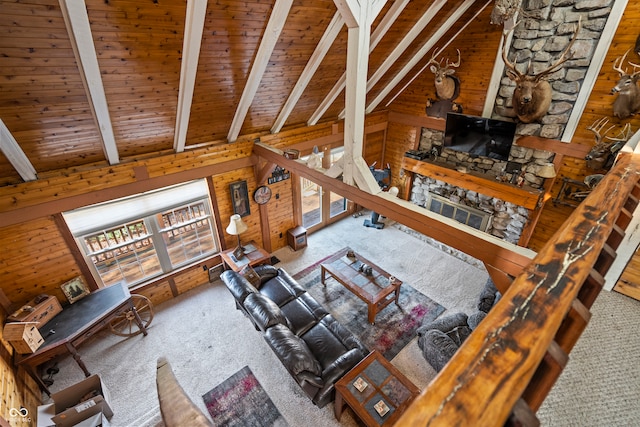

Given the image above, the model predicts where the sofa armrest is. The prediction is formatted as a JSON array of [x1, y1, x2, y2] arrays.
[[296, 370, 325, 388], [264, 324, 322, 378], [244, 293, 290, 332], [221, 270, 257, 305]]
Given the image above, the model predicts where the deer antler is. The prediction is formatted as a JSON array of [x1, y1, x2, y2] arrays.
[[605, 122, 633, 144], [613, 50, 631, 76], [501, 30, 523, 80], [586, 117, 615, 144], [533, 17, 581, 81], [427, 49, 442, 69], [443, 49, 461, 71]]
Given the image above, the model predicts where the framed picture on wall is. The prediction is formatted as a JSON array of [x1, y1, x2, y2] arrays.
[[61, 276, 90, 304], [230, 180, 250, 217]]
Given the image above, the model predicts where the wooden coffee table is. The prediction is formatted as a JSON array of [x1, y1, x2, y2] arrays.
[[320, 248, 402, 324], [334, 350, 420, 426]]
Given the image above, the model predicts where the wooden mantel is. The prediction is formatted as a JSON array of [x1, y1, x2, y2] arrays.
[[401, 157, 543, 210]]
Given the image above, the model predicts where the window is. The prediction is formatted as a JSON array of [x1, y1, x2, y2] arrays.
[[64, 180, 219, 288]]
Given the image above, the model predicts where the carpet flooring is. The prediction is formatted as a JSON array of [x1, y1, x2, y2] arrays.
[[39, 213, 640, 426], [202, 366, 288, 427], [293, 248, 445, 360]]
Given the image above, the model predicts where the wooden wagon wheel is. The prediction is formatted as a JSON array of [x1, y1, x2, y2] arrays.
[[109, 294, 154, 337]]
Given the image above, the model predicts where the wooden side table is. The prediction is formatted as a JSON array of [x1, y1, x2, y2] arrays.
[[334, 350, 420, 426], [220, 241, 271, 272]]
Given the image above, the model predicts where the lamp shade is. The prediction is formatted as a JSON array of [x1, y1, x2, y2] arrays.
[[226, 214, 248, 236], [538, 163, 557, 178]]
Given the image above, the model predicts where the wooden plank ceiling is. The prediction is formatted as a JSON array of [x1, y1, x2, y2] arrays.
[[0, 0, 492, 186]]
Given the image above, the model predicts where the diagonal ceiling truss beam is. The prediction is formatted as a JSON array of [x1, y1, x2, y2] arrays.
[[338, 0, 447, 120], [174, 0, 208, 153], [366, 0, 478, 114], [59, 0, 119, 165], [270, 11, 345, 134], [308, 0, 410, 126], [227, 0, 293, 142], [387, 0, 492, 109], [0, 119, 37, 181]]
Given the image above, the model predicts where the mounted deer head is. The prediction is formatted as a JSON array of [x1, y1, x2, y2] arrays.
[[611, 50, 640, 119], [427, 49, 461, 101], [585, 117, 631, 171], [501, 19, 581, 123]]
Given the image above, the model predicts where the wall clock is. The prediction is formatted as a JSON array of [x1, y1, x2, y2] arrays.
[[253, 185, 272, 205]]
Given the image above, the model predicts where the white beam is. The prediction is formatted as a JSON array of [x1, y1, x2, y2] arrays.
[[338, 0, 446, 119], [365, 0, 477, 114], [0, 119, 37, 181], [562, 0, 629, 142], [59, 0, 119, 165], [385, 0, 492, 110], [270, 12, 345, 134], [227, 0, 293, 142], [174, 0, 208, 152], [308, 0, 410, 126], [340, 2, 386, 192]]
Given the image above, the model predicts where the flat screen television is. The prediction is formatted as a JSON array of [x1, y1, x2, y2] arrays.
[[444, 112, 517, 161]]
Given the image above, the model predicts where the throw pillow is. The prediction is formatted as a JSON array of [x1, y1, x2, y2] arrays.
[[240, 265, 260, 287]]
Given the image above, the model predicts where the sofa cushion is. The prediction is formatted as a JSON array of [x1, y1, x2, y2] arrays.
[[244, 293, 290, 332], [264, 324, 322, 378], [260, 274, 306, 307], [301, 315, 365, 370], [253, 264, 279, 286], [221, 270, 257, 305], [280, 293, 328, 336]]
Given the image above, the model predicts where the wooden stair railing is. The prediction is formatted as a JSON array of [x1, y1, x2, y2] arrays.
[[395, 152, 640, 426]]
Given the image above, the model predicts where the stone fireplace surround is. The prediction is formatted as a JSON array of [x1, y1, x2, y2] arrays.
[[406, 128, 556, 245]]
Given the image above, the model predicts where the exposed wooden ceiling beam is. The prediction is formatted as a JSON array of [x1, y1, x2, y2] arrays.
[[227, 0, 293, 143], [174, 0, 208, 153], [308, 0, 410, 126], [338, 0, 447, 120], [366, 0, 478, 114], [0, 119, 37, 182], [59, 0, 119, 165], [270, 11, 345, 134]]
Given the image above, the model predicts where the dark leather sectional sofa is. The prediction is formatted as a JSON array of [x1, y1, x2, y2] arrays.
[[221, 264, 368, 408]]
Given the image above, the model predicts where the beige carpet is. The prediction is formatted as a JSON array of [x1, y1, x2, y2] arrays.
[[41, 213, 640, 426]]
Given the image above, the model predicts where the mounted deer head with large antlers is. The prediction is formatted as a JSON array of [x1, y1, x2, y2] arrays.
[[611, 50, 640, 119], [501, 19, 581, 123], [585, 117, 631, 171], [427, 49, 461, 101]]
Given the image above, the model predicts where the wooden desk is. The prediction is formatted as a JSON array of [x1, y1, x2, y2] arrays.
[[16, 283, 148, 395], [334, 350, 419, 426], [220, 241, 271, 272]]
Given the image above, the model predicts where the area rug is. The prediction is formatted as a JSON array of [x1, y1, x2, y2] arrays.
[[202, 366, 289, 427], [293, 248, 446, 360]]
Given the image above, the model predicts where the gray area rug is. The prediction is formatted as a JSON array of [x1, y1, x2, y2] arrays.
[[293, 249, 445, 360]]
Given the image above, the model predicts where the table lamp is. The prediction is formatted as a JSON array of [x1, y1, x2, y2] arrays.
[[226, 214, 248, 256]]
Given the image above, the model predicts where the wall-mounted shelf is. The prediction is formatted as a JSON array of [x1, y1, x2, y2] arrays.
[[401, 157, 543, 210]]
